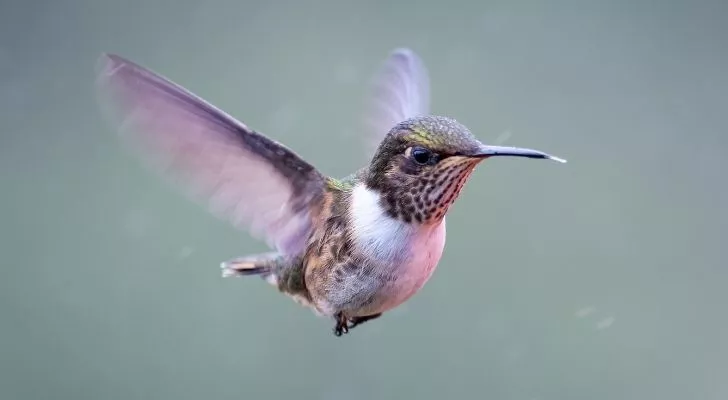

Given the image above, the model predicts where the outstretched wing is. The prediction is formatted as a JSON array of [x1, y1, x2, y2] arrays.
[[362, 48, 431, 156], [95, 54, 326, 256]]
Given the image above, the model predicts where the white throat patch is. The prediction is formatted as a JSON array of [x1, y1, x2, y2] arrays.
[[350, 183, 445, 265]]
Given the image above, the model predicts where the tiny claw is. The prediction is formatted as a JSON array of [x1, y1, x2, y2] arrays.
[[333, 322, 349, 336]]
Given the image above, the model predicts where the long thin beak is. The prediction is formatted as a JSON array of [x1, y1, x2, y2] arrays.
[[471, 145, 567, 163]]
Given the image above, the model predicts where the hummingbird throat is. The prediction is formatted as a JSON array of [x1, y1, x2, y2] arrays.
[[376, 157, 478, 224]]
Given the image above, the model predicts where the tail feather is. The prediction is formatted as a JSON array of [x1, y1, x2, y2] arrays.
[[220, 252, 280, 279]]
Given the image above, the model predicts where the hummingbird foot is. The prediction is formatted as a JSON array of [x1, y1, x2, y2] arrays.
[[332, 312, 383, 336], [333, 312, 349, 336], [348, 313, 382, 329]]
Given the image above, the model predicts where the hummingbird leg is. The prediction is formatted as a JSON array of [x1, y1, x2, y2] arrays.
[[347, 313, 382, 329], [333, 312, 383, 336], [333, 312, 349, 336]]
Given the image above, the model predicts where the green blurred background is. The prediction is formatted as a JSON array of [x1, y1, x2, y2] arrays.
[[2, 0, 727, 399]]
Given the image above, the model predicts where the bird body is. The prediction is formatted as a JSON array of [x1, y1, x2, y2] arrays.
[[304, 178, 448, 318], [221, 170, 447, 329], [95, 48, 565, 336]]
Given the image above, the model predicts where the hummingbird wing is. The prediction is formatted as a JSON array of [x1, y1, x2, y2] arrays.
[[362, 48, 431, 156], [95, 54, 326, 256]]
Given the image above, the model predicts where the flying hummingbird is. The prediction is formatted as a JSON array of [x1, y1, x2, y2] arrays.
[[95, 48, 565, 337]]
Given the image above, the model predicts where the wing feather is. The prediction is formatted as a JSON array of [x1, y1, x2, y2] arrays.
[[363, 48, 431, 155], [95, 54, 325, 255]]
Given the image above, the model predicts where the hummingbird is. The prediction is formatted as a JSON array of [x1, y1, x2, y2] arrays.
[[95, 48, 565, 337]]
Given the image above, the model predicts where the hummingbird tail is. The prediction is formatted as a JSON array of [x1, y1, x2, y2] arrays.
[[220, 252, 281, 280]]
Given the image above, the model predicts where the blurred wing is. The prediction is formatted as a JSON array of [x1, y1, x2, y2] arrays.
[[363, 48, 431, 155], [95, 54, 325, 256]]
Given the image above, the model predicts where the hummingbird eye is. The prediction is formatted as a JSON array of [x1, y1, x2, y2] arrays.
[[410, 146, 436, 165]]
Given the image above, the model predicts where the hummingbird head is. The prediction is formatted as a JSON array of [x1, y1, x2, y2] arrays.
[[365, 115, 565, 225]]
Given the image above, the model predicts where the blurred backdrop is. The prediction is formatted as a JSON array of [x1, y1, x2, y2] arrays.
[[1, 0, 727, 399]]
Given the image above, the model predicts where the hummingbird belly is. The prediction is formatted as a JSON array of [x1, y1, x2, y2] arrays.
[[361, 220, 447, 316], [317, 183, 448, 317]]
